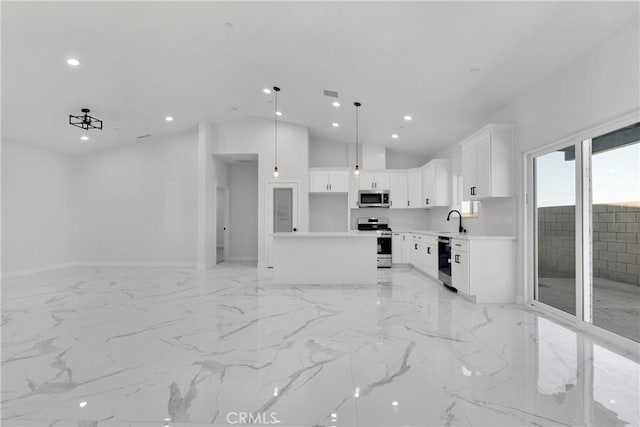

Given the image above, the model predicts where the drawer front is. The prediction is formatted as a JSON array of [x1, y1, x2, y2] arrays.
[[451, 239, 469, 252]]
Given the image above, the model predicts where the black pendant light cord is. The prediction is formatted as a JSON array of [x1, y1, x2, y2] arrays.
[[274, 86, 280, 170], [354, 102, 361, 171]]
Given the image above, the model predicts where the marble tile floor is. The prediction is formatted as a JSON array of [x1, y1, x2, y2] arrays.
[[538, 276, 640, 342], [1, 263, 639, 427]]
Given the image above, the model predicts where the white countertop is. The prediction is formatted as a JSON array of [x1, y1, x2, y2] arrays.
[[272, 231, 376, 238], [391, 229, 516, 240]]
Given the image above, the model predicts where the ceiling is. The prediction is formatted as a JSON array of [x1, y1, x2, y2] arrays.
[[2, 2, 638, 156]]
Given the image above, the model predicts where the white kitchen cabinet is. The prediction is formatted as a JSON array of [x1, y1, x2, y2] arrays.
[[309, 170, 349, 193], [450, 237, 516, 303], [358, 171, 389, 190], [401, 233, 413, 263], [392, 232, 403, 264], [423, 235, 438, 277], [460, 124, 514, 201], [451, 244, 470, 296], [409, 234, 438, 278], [421, 160, 450, 208], [407, 168, 422, 208], [388, 171, 408, 209]]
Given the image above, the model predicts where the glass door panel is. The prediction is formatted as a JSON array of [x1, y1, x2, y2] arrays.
[[534, 145, 577, 315], [589, 122, 640, 342], [273, 188, 293, 233]]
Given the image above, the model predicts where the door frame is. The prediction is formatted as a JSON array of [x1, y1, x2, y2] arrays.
[[523, 108, 640, 351], [215, 184, 230, 264], [265, 180, 299, 268]]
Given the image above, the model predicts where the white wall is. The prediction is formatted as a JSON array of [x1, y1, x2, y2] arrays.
[[309, 138, 350, 168], [1, 140, 76, 274], [427, 20, 639, 299], [386, 149, 429, 169], [310, 194, 349, 232], [228, 163, 259, 261], [75, 131, 199, 264], [491, 20, 640, 301], [212, 117, 310, 267]]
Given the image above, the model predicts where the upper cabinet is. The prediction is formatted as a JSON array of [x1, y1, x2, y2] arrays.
[[421, 159, 450, 208], [388, 171, 408, 209], [460, 124, 514, 201], [309, 169, 349, 193], [407, 168, 423, 208], [357, 171, 389, 190]]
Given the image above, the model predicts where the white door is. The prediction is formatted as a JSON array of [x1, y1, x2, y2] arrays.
[[422, 163, 436, 208], [389, 172, 408, 209], [309, 171, 329, 193], [475, 133, 492, 198], [215, 186, 230, 264], [461, 142, 477, 201], [265, 182, 298, 268], [329, 170, 349, 192]]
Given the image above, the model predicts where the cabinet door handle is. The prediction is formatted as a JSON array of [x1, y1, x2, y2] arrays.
[[414, 243, 418, 250], [427, 247, 431, 254], [454, 254, 460, 263], [425, 198, 429, 205], [402, 235, 405, 241], [329, 184, 332, 190], [407, 200, 410, 207]]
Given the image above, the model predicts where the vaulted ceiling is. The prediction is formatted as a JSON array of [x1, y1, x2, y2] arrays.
[[2, 1, 638, 154]]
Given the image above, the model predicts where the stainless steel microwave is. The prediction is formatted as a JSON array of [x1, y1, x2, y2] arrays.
[[358, 190, 390, 208]]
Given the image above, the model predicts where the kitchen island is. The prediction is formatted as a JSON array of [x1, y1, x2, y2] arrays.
[[271, 232, 377, 285]]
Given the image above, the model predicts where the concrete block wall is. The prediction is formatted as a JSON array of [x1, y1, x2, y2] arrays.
[[538, 204, 640, 286]]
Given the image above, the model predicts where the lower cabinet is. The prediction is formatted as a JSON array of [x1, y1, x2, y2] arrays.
[[392, 233, 403, 264], [407, 233, 438, 278], [451, 246, 470, 295], [397, 233, 516, 303], [450, 238, 516, 303]]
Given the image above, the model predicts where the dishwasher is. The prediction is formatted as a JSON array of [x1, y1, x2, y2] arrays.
[[438, 236, 456, 291]]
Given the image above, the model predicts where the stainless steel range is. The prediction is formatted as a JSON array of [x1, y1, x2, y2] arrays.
[[357, 217, 392, 268]]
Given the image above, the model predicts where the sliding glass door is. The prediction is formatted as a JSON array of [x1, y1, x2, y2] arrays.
[[587, 124, 640, 342], [531, 120, 640, 343], [534, 145, 577, 315]]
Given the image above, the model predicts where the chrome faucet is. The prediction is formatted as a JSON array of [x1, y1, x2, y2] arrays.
[[447, 210, 466, 233]]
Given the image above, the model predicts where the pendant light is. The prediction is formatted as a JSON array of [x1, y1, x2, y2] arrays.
[[273, 86, 281, 178], [353, 102, 361, 175]]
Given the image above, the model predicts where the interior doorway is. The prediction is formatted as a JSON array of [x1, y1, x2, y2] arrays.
[[216, 186, 229, 264]]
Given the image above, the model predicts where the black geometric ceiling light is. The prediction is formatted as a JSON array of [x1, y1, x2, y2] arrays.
[[69, 108, 103, 131]]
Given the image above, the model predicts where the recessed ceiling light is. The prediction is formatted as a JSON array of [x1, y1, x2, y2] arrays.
[[332, 101, 340, 107], [391, 134, 398, 139], [79, 401, 88, 408], [332, 122, 339, 127], [392, 401, 399, 407], [165, 116, 174, 122], [404, 115, 412, 121], [276, 111, 282, 116], [263, 88, 271, 94], [66, 58, 80, 66], [80, 135, 89, 141]]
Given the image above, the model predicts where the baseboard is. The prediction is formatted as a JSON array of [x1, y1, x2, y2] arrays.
[[225, 256, 258, 262], [2, 261, 196, 278], [2, 262, 78, 279], [76, 261, 195, 268]]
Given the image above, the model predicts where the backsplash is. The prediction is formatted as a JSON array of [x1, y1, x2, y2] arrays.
[[350, 208, 430, 231]]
